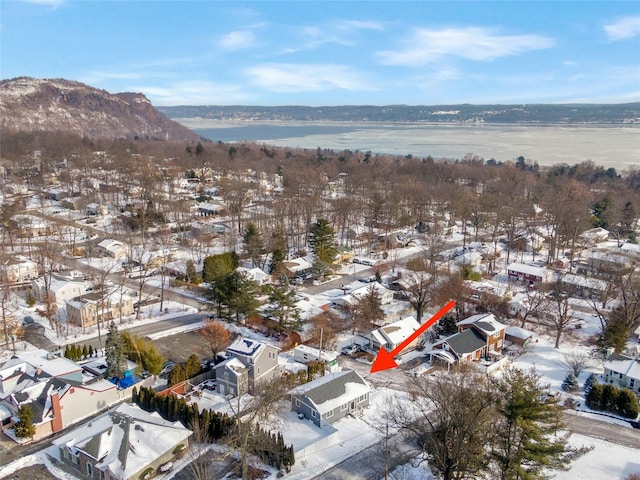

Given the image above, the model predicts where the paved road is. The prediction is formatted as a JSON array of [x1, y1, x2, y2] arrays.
[[313, 433, 419, 480], [564, 410, 640, 449]]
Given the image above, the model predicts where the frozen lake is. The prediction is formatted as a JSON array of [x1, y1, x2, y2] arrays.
[[180, 119, 640, 171]]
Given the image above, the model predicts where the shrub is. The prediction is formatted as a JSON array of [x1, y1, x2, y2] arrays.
[[616, 388, 640, 419], [138, 467, 154, 480], [561, 374, 579, 393]]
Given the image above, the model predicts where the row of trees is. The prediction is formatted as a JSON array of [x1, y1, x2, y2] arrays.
[[385, 366, 591, 480], [133, 383, 295, 478], [585, 381, 639, 419]]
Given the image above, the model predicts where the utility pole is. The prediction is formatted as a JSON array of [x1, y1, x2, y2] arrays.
[[385, 422, 389, 480]]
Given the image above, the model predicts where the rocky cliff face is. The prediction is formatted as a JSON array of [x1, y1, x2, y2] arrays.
[[0, 77, 202, 141]]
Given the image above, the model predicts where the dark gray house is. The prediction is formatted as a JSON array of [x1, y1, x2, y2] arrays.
[[289, 370, 370, 427]]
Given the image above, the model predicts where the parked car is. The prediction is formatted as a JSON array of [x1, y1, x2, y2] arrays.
[[159, 361, 176, 378], [341, 344, 360, 356]]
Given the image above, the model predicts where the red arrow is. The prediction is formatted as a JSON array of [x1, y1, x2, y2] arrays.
[[370, 300, 456, 373]]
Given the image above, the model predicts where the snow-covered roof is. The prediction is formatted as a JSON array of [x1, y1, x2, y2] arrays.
[[97, 238, 124, 250], [293, 344, 337, 363], [371, 316, 421, 348], [1, 349, 81, 379], [456, 313, 507, 334], [561, 273, 609, 291], [505, 326, 535, 340], [227, 337, 279, 359], [289, 370, 370, 415], [236, 266, 270, 284], [588, 251, 631, 265], [52, 403, 192, 479], [217, 357, 249, 376], [283, 257, 312, 272], [620, 243, 640, 258], [507, 262, 548, 278], [604, 354, 640, 382]]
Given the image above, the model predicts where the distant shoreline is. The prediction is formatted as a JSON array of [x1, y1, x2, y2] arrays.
[[175, 119, 640, 171]]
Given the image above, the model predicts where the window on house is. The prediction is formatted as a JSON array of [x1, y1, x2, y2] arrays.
[[359, 394, 366, 402], [311, 410, 317, 418], [630, 379, 635, 389], [619, 373, 623, 379], [325, 410, 333, 418], [86, 463, 93, 477], [257, 367, 261, 374], [295, 399, 300, 407], [341, 404, 347, 411]]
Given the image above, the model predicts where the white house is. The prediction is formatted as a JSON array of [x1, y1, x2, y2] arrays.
[[604, 353, 640, 395], [237, 266, 271, 286], [359, 316, 422, 354], [97, 238, 128, 259], [0, 255, 39, 283], [31, 271, 87, 304]]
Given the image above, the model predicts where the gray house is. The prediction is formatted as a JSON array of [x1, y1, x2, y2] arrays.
[[52, 403, 192, 480], [290, 370, 370, 427], [215, 337, 279, 395]]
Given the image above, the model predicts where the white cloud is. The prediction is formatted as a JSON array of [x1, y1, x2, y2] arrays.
[[335, 20, 385, 31], [219, 30, 255, 50], [79, 71, 144, 85], [19, 0, 65, 5], [246, 63, 371, 92], [604, 16, 640, 41], [133, 80, 249, 106], [377, 27, 554, 65]]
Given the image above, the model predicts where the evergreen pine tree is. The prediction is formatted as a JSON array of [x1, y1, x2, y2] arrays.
[[586, 382, 602, 409], [14, 405, 36, 438], [492, 367, 590, 480], [82, 344, 89, 360], [561, 373, 579, 392], [105, 322, 126, 379], [616, 388, 640, 419], [583, 373, 596, 394], [600, 383, 618, 412]]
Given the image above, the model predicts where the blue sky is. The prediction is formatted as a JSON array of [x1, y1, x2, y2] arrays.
[[2, 1, 639, 106]]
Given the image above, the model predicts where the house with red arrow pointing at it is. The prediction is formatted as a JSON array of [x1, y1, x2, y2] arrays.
[[428, 313, 507, 367]]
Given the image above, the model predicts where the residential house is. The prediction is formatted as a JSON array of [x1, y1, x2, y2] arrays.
[[430, 313, 507, 366], [560, 273, 611, 300], [588, 251, 633, 274], [0, 255, 39, 284], [577, 227, 610, 247], [293, 345, 339, 373], [635, 325, 640, 343], [350, 282, 394, 306], [197, 200, 225, 216], [0, 349, 129, 440], [96, 239, 128, 259], [603, 353, 640, 395], [507, 263, 553, 285], [290, 370, 370, 427], [215, 337, 279, 395], [236, 266, 271, 286], [215, 358, 249, 396], [31, 271, 87, 304], [359, 316, 422, 354], [620, 243, 640, 260], [66, 292, 134, 330], [52, 403, 192, 480], [283, 257, 313, 282], [10, 214, 48, 238]]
